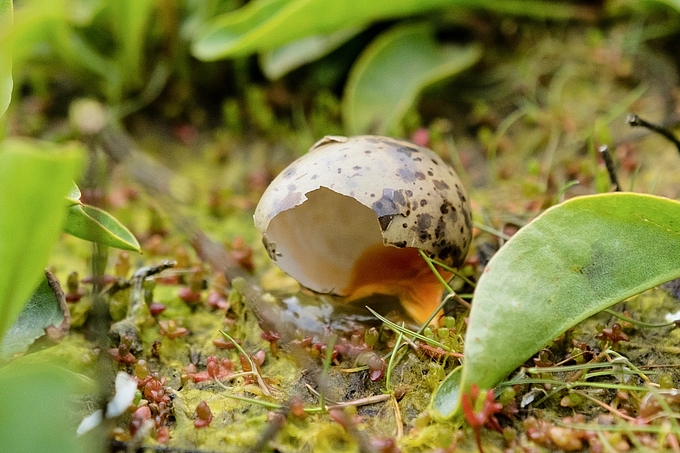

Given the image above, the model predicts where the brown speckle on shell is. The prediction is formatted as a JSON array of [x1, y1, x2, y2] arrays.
[[433, 180, 449, 190]]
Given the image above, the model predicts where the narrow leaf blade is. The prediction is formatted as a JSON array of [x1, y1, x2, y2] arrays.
[[63, 204, 140, 252]]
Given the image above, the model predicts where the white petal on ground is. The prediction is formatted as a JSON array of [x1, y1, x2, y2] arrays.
[[106, 371, 138, 417], [77, 409, 103, 436]]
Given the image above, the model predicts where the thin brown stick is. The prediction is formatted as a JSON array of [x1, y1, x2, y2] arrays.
[[391, 393, 404, 439]]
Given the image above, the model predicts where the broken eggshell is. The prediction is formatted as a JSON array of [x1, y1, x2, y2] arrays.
[[254, 135, 472, 324]]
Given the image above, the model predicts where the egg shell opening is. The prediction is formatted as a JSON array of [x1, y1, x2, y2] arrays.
[[254, 135, 472, 301]]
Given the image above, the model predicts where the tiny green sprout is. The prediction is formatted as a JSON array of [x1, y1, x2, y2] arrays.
[[564, 392, 584, 407], [133, 390, 143, 406], [659, 373, 675, 390], [414, 411, 431, 429], [570, 347, 586, 364], [134, 360, 149, 379], [498, 387, 516, 406], [67, 271, 79, 293], [423, 327, 434, 339], [364, 327, 379, 347], [437, 327, 450, 339], [65, 271, 84, 303], [436, 429, 454, 448], [502, 427, 516, 444], [443, 316, 456, 329]]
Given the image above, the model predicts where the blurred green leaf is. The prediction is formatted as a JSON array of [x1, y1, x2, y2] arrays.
[[0, 0, 12, 117], [1, 272, 65, 359], [0, 361, 92, 453], [432, 193, 680, 419], [260, 27, 361, 80], [108, 0, 154, 90], [342, 23, 481, 134], [6, 0, 155, 103], [5, 0, 120, 100], [0, 139, 83, 342], [66, 182, 81, 206], [63, 204, 141, 252], [653, 0, 680, 12], [192, 0, 460, 60], [52, 23, 123, 101], [192, 0, 589, 60]]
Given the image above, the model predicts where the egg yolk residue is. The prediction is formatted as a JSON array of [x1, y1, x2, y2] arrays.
[[344, 244, 451, 324]]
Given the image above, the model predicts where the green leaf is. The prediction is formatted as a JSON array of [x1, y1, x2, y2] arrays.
[[66, 182, 81, 206], [432, 193, 680, 419], [1, 272, 65, 359], [192, 0, 460, 60], [108, 0, 155, 90], [5, 0, 121, 102], [0, 139, 83, 342], [0, 0, 12, 117], [191, 0, 585, 60], [430, 366, 462, 419], [63, 204, 141, 252], [342, 23, 481, 134], [260, 27, 362, 80], [0, 362, 93, 453], [648, 0, 680, 13]]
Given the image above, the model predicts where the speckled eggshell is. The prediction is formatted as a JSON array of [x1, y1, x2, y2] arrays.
[[254, 135, 472, 294]]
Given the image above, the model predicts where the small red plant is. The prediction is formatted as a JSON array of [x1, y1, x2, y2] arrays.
[[186, 356, 233, 382], [148, 302, 167, 316], [129, 405, 151, 437], [460, 384, 503, 453], [194, 401, 213, 428], [229, 236, 254, 272], [109, 337, 136, 363], [596, 322, 629, 345], [178, 266, 205, 304], [206, 290, 230, 310], [158, 319, 189, 339]]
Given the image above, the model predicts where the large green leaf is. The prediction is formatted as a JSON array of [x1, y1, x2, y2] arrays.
[[0, 272, 65, 359], [192, 0, 455, 60], [0, 139, 83, 341], [260, 26, 362, 80], [191, 0, 587, 60], [432, 193, 680, 419], [0, 362, 91, 453], [0, 0, 12, 117], [342, 23, 481, 135], [649, 0, 680, 12], [4, 0, 146, 103], [63, 204, 141, 252]]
